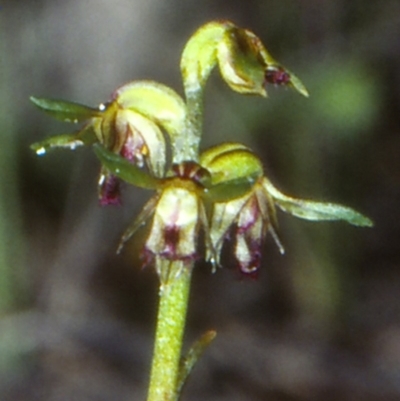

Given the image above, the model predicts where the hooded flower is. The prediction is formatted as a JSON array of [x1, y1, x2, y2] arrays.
[[201, 143, 373, 276], [92, 102, 166, 205], [181, 20, 309, 97], [30, 81, 186, 205], [144, 164, 211, 281], [100, 157, 212, 284]]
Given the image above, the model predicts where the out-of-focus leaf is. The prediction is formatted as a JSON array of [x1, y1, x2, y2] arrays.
[[263, 178, 373, 227], [30, 96, 101, 123], [93, 144, 160, 189]]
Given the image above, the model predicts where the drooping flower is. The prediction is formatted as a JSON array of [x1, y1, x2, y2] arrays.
[[95, 144, 212, 283], [180, 20, 309, 97], [30, 81, 186, 204], [126, 162, 212, 284], [201, 143, 373, 276]]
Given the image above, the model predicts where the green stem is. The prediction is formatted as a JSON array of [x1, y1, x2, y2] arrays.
[[147, 261, 192, 401], [147, 69, 206, 401], [182, 88, 204, 163]]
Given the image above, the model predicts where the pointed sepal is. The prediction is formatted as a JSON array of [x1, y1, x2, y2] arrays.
[[263, 178, 373, 227], [176, 330, 217, 396], [30, 125, 97, 155], [93, 144, 160, 190], [30, 96, 101, 123]]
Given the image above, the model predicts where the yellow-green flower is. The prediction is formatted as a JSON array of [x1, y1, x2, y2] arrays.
[[31, 81, 186, 205], [201, 143, 373, 276], [181, 20, 309, 97]]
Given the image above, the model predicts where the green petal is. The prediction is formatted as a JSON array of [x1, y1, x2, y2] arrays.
[[30, 96, 101, 123], [30, 125, 97, 155], [93, 144, 160, 190], [263, 178, 373, 227]]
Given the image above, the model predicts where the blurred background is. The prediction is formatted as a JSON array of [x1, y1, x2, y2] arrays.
[[1, 1, 400, 400]]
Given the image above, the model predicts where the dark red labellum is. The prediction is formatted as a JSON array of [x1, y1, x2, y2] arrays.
[[99, 174, 121, 206], [264, 66, 291, 86]]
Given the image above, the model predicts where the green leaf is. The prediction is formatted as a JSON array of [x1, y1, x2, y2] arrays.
[[176, 330, 217, 396], [263, 178, 373, 227], [30, 125, 97, 155], [93, 144, 160, 190], [30, 96, 101, 123]]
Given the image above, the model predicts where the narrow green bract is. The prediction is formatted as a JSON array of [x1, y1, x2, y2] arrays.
[[263, 178, 373, 227], [93, 145, 160, 190], [30, 96, 101, 123]]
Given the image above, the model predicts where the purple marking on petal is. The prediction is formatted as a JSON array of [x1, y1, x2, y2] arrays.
[[120, 129, 146, 167], [159, 226, 198, 262], [99, 174, 121, 206], [237, 196, 260, 233], [162, 225, 180, 258], [171, 161, 210, 186], [238, 239, 262, 277]]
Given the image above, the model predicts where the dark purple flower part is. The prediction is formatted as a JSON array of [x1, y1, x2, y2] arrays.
[[98, 173, 121, 206], [264, 66, 291, 86], [207, 179, 285, 277], [144, 184, 203, 262]]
